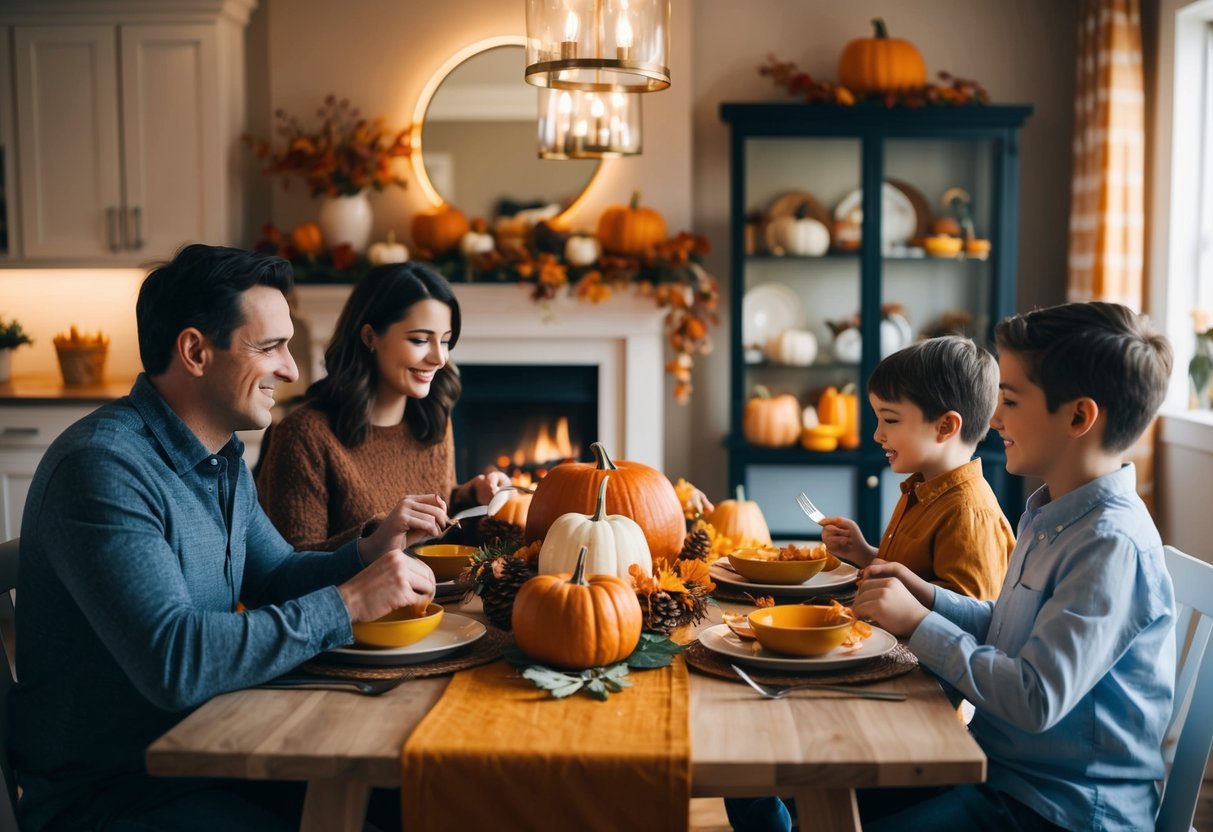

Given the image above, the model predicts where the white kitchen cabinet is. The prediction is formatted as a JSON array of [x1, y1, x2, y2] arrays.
[[1, 0, 256, 264], [0, 406, 86, 540]]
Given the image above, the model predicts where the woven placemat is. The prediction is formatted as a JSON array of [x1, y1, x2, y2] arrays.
[[711, 584, 857, 606], [298, 626, 511, 681], [684, 639, 917, 686]]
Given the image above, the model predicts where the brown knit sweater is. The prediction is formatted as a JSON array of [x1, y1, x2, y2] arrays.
[[256, 404, 457, 551]]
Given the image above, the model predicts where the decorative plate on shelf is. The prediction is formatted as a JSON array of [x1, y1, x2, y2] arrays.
[[833, 183, 918, 252], [742, 283, 806, 349], [320, 613, 486, 666], [698, 622, 898, 671]]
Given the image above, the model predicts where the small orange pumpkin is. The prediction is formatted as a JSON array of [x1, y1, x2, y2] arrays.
[[706, 485, 772, 547], [524, 442, 684, 567], [494, 491, 533, 529], [512, 545, 643, 670], [596, 192, 668, 255], [411, 205, 470, 255], [743, 385, 801, 448], [837, 19, 927, 95], [290, 222, 324, 257]]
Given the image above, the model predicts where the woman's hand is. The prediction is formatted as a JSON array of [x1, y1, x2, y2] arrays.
[[362, 493, 448, 559], [818, 516, 878, 568], [462, 470, 513, 506], [338, 549, 436, 624]]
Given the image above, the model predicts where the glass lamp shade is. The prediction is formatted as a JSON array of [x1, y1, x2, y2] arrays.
[[538, 89, 642, 159], [525, 0, 671, 92]]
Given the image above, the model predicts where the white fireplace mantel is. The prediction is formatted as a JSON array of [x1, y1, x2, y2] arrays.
[[291, 283, 667, 470]]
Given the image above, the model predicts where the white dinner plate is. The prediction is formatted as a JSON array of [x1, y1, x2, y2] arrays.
[[321, 613, 486, 666], [834, 183, 918, 252], [698, 622, 897, 671], [710, 560, 859, 596], [742, 282, 807, 349]]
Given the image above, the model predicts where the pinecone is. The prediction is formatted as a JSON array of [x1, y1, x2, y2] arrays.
[[477, 517, 524, 551], [480, 556, 532, 630], [639, 591, 683, 635], [678, 526, 711, 561]]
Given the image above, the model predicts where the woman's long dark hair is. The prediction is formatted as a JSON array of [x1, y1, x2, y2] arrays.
[[307, 262, 462, 447]]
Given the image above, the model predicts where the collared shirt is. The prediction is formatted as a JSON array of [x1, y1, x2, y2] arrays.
[[910, 464, 1175, 831], [880, 458, 1014, 599], [11, 374, 364, 830]]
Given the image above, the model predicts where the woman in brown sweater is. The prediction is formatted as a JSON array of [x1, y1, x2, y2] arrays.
[[257, 262, 508, 550]]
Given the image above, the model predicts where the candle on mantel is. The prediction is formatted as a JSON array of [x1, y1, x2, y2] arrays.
[[561, 9, 579, 60]]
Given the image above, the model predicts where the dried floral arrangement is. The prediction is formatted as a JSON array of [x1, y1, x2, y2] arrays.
[[759, 54, 991, 108], [245, 95, 412, 198]]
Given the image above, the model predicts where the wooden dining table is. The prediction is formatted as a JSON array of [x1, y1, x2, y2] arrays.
[[146, 596, 985, 832]]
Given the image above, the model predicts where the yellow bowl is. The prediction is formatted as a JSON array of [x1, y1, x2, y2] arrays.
[[727, 548, 827, 585], [748, 604, 854, 656], [352, 603, 444, 648], [411, 544, 478, 582], [923, 235, 963, 257], [801, 423, 844, 452]]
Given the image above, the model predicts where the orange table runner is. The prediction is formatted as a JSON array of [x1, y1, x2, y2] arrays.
[[401, 656, 690, 831]]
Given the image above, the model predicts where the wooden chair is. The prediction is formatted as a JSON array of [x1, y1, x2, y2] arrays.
[[1158, 545, 1213, 832], [0, 537, 19, 832]]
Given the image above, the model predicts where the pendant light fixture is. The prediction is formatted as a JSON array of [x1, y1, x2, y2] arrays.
[[525, 0, 671, 93], [537, 88, 642, 159]]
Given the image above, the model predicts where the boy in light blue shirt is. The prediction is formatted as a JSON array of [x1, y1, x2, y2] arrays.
[[855, 301, 1176, 831]]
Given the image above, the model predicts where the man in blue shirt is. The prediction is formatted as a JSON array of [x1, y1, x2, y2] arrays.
[[11, 244, 446, 831], [856, 302, 1176, 831]]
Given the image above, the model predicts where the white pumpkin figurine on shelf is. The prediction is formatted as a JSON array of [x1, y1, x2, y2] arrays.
[[765, 202, 830, 257], [458, 219, 495, 259], [764, 327, 818, 367], [564, 233, 602, 267], [366, 230, 409, 265], [537, 474, 652, 581]]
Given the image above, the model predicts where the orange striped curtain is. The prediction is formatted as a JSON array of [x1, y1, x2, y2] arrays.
[[1067, 0, 1145, 308]]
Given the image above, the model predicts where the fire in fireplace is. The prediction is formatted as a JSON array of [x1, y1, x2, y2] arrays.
[[452, 363, 598, 483]]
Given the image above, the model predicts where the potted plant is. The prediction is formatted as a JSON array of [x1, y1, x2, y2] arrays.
[[0, 317, 34, 383]]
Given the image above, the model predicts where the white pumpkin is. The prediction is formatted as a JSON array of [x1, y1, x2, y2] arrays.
[[367, 230, 409, 265], [537, 475, 652, 581], [764, 328, 818, 366], [564, 234, 602, 267], [766, 206, 830, 257], [459, 228, 495, 258]]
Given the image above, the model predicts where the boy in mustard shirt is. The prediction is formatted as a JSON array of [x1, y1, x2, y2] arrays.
[[820, 335, 1014, 600]]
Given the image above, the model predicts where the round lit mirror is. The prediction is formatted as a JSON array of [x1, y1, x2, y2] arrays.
[[413, 37, 600, 222]]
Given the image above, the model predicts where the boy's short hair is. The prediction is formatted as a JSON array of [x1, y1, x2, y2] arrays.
[[867, 335, 999, 446], [994, 301, 1173, 452]]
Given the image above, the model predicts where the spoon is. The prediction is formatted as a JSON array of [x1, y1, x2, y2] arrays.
[[442, 487, 514, 532]]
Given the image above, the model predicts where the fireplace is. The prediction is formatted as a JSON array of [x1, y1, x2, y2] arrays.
[[291, 283, 668, 473]]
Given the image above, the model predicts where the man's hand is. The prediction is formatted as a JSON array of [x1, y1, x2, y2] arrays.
[[852, 560, 933, 638], [338, 549, 436, 624], [362, 494, 448, 561], [819, 516, 878, 568]]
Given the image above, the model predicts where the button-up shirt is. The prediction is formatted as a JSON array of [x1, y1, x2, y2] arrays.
[[11, 374, 363, 830], [910, 464, 1175, 831], [880, 458, 1014, 599]]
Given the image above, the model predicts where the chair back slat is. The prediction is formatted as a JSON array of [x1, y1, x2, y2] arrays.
[[0, 537, 19, 832], [1158, 545, 1213, 832]]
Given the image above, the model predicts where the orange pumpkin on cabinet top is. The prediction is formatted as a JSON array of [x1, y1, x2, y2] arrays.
[[837, 19, 927, 95], [524, 441, 684, 567], [411, 205, 470, 255], [596, 192, 668, 256], [743, 385, 801, 448], [706, 485, 772, 547]]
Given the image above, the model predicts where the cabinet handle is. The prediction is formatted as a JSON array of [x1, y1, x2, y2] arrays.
[[1, 427, 39, 438], [129, 206, 144, 250], [866, 475, 879, 489], [107, 207, 121, 252]]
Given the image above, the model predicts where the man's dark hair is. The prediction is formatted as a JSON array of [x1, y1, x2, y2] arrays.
[[994, 301, 1173, 452], [867, 335, 999, 446], [136, 244, 293, 375]]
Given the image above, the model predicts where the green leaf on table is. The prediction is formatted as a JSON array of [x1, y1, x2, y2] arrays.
[[518, 662, 633, 701], [626, 633, 687, 668], [522, 665, 586, 699]]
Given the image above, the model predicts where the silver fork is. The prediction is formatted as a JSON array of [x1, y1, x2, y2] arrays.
[[796, 492, 825, 525], [729, 663, 906, 701]]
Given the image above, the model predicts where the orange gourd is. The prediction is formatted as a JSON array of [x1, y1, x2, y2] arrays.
[[512, 545, 643, 670], [837, 19, 927, 95], [817, 384, 861, 450], [524, 442, 684, 567], [290, 222, 324, 257], [411, 205, 470, 255], [744, 385, 801, 448], [706, 485, 772, 547], [596, 192, 668, 255]]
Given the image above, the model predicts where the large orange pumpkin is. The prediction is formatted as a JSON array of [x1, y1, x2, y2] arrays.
[[411, 205, 469, 255], [524, 441, 684, 567], [837, 19, 927, 95], [512, 545, 642, 670], [596, 192, 668, 255]]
